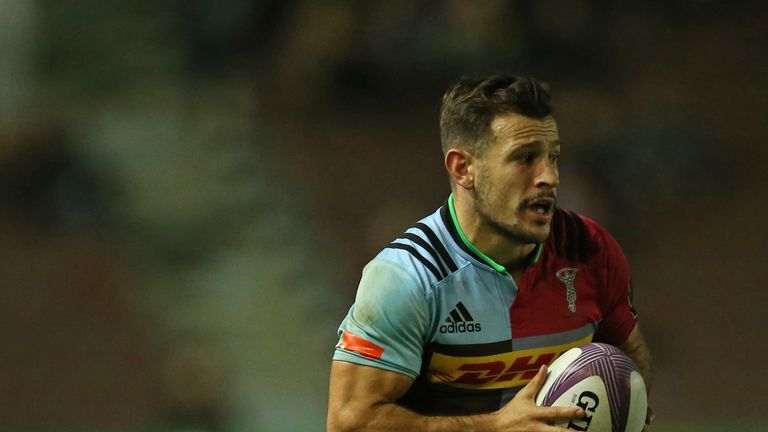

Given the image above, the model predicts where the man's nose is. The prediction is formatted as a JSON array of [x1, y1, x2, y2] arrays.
[[535, 159, 559, 188]]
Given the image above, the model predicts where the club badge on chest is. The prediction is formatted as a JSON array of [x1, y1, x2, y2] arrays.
[[556, 267, 579, 312]]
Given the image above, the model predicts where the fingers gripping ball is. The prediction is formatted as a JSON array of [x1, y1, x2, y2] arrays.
[[535, 343, 647, 431]]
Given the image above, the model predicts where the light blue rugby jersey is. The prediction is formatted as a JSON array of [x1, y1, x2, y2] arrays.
[[334, 195, 636, 415], [334, 197, 515, 371]]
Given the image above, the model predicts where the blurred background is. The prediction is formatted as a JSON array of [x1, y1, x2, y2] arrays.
[[1, 0, 766, 431]]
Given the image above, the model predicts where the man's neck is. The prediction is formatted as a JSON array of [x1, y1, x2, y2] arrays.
[[452, 193, 537, 274]]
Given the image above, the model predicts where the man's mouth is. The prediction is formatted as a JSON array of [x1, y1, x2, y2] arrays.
[[524, 197, 555, 216]]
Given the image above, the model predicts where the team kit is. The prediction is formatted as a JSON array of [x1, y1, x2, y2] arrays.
[[334, 195, 638, 414]]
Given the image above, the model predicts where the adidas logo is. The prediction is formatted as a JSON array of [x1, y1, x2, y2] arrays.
[[439, 302, 482, 334]]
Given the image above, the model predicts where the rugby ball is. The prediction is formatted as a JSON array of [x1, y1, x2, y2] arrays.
[[535, 343, 647, 432]]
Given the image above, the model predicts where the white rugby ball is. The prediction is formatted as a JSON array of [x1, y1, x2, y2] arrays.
[[535, 343, 647, 432]]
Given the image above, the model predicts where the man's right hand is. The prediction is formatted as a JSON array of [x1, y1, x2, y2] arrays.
[[492, 365, 585, 431]]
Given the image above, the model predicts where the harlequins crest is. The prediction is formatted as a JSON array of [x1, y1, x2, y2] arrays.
[[556, 268, 579, 312]]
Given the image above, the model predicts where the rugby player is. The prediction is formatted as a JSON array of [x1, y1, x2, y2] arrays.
[[328, 75, 652, 431]]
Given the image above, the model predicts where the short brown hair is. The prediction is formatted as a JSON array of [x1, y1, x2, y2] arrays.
[[439, 75, 552, 155]]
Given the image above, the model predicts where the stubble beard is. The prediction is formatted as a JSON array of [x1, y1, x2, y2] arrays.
[[473, 176, 551, 245]]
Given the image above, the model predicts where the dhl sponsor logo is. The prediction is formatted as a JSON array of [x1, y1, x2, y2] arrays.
[[427, 335, 592, 389]]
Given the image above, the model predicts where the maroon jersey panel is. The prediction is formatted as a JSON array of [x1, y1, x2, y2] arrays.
[[511, 209, 637, 346]]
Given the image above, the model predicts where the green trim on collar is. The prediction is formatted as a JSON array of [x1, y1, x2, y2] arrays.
[[530, 242, 543, 265], [448, 194, 507, 273], [448, 194, 543, 272]]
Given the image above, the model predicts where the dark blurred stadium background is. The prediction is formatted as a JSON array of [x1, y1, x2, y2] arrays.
[[1, 1, 766, 431]]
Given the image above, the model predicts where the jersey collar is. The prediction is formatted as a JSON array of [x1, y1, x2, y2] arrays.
[[442, 194, 542, 273]]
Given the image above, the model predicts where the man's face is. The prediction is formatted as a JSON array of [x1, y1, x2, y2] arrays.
[[471, 112, 560, 244]]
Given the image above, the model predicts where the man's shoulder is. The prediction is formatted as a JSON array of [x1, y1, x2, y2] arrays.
[[552, 207, 611, 232], [369, 206, 462, 288], [548, 208, 620, 262]]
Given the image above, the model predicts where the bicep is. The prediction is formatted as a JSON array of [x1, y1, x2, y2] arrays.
[[619, 324, 650, 366], [618, 323, 644, 353], [328, 360, 414, 431]]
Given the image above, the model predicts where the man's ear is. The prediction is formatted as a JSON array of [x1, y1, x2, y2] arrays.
[[445, 149, 475, 190]]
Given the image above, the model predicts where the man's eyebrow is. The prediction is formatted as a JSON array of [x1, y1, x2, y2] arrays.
[[509, 141, 551, 152]]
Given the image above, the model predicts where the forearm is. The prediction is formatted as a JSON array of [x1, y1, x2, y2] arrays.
[[329, 362, 584, 432], [620, 327, 653, 394], [330, 401, 497, 432], [627, 343, 652, 393]]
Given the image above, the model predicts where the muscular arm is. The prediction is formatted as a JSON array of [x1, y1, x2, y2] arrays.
[[619, 324, 652, 394], [619, 324, 654, 429], [327, 360, 585, 432]]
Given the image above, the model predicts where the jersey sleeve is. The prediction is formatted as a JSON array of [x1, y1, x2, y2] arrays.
[[593, 228, 638, 346], [333, 259, 430, 378]]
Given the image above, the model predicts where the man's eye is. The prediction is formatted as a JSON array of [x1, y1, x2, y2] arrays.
[[550, 153, 559, 163], [521, 153, 533, 162]]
